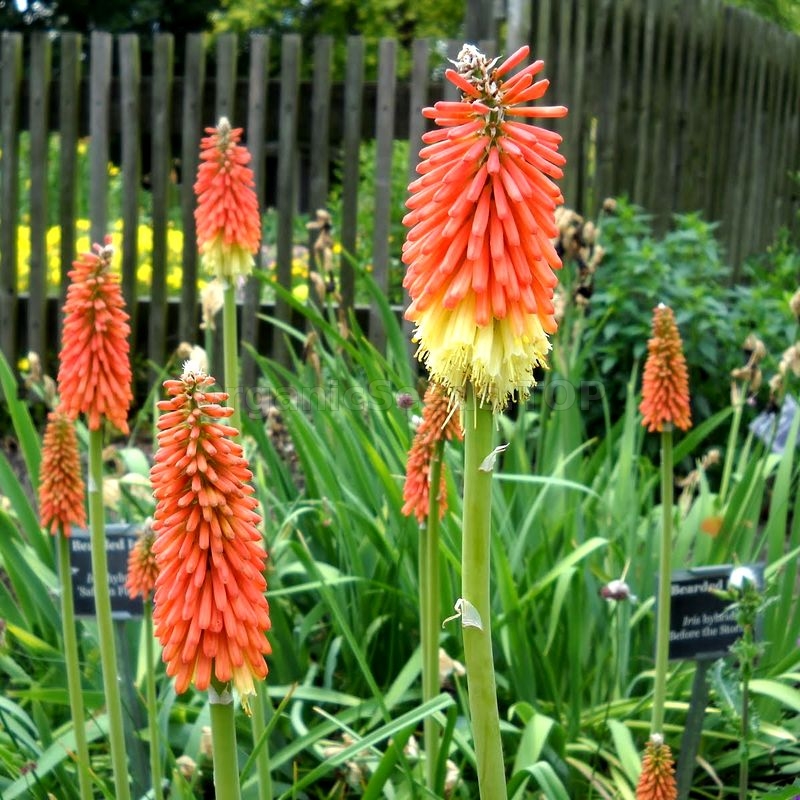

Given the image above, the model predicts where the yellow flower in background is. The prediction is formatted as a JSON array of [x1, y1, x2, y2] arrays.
[[292, 284, 309, 302], [137, 263, 153, 287]]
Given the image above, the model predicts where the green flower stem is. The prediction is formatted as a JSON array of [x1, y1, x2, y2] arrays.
[[719, 389, 745, 506], [462, 386, 507, 800], [250, 686, 272, 800], [209, 683, 242, 800], [222, 278, 272, 799], [144, 599, 164, 800], [58, 532, 94, 800], [651, 427, 674, 734], [88, 428, 131, 800], [223, 281, 241, 432], [740, 677, 750, 800], [420, 442, 444, 792]]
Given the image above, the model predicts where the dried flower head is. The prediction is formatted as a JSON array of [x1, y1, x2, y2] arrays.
[[199, 279, 226, 330], [57, 240, 133, 434], [780, 342, 800, 378], [402, 385, 464, 522], [639, 304, 692, 432], [635, 734, 677, 800], [194, 118, 261, 280], [39, 411, 86, 535], [150, 364, 271, 704], [402, 44, 567, 410], [126, 521, 159, 600], [790, 289, 800, 319]]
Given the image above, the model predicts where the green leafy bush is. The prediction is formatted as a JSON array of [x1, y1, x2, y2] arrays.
[[578, 198, 800, 424]]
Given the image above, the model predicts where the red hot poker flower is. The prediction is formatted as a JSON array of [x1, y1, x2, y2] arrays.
[[150, 362, 271, 704], [402, 385, 464, 523], [403, 44, 567, 410], [126, 522, 159, 600], [57, 240, 133, 434], [639, 304, 692, 433], [635, 735, 678, 800], [194, 117, 262, 279], [39, 411, 86, 535]]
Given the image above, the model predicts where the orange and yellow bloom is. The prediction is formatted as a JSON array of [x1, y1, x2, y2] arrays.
[[194, 118, 261, 280], [126, 522, 159, 600], [39, 411, 86, 535], [402, 385, 464, 522], [639, 304, 692, 432], [403, 44, 567, 410], [635, 735, 677, 800], [150, 363, 271, 703], [57, 240, 133, 434]]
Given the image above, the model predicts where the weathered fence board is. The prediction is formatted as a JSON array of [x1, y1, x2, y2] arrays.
[[28, 33, 51, 362], [0, 32, 22, 361], [370, 38, 397, 355], [57, 33, 81, 336], [340, 36, 365, 312], [119, 33, 142, 338], [1, 0, 799, 375], [148, 34, 174, 374], [274, 34, 301, 369], [89, 32, 112, 246], [178, 33, 206, 345]]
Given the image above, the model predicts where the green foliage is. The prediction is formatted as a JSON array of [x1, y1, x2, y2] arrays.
[[327, 138, 411, 303], [1, 236, 800, 796], [580, 198, 800, 426], [724, 0, 800, 33], [211, 0, 461, 78], [0, 0, 217, 35]]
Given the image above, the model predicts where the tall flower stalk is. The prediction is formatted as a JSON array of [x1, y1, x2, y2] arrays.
[[39, 411, 93, 800], [402, 384, 462, 791], [126, 523, 164, 800], [57, 239, 133, 800], [150, 364, 271, 800], [638, 303, 691, 794], [194, 116, 269, 796], [402, 44, 567, 798]]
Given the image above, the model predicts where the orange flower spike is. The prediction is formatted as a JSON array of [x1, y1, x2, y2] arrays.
[[57, 240, 133, 434], [126, 522, 159, 600], [150, 361, 271, 706], [403, 44, 568, 410], [639, 304, 692, 433], [194, 117, 261, 280], [402, 385, 464, 523], [39, 411, 86, 535], [635, 735, 678, 800]]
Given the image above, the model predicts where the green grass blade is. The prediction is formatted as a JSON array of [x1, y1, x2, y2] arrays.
[[0, 350, 41, 488]]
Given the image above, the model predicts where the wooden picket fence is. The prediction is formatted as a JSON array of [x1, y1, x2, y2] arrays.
[[0, 0, 799, 379]]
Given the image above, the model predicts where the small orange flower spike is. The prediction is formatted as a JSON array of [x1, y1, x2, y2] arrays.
[[39, 411, 86, 535], [126, 522, 159, 600], [639, 304, 692, 432], [402, 385, 464, 522], [636, 735, 678, 800]]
